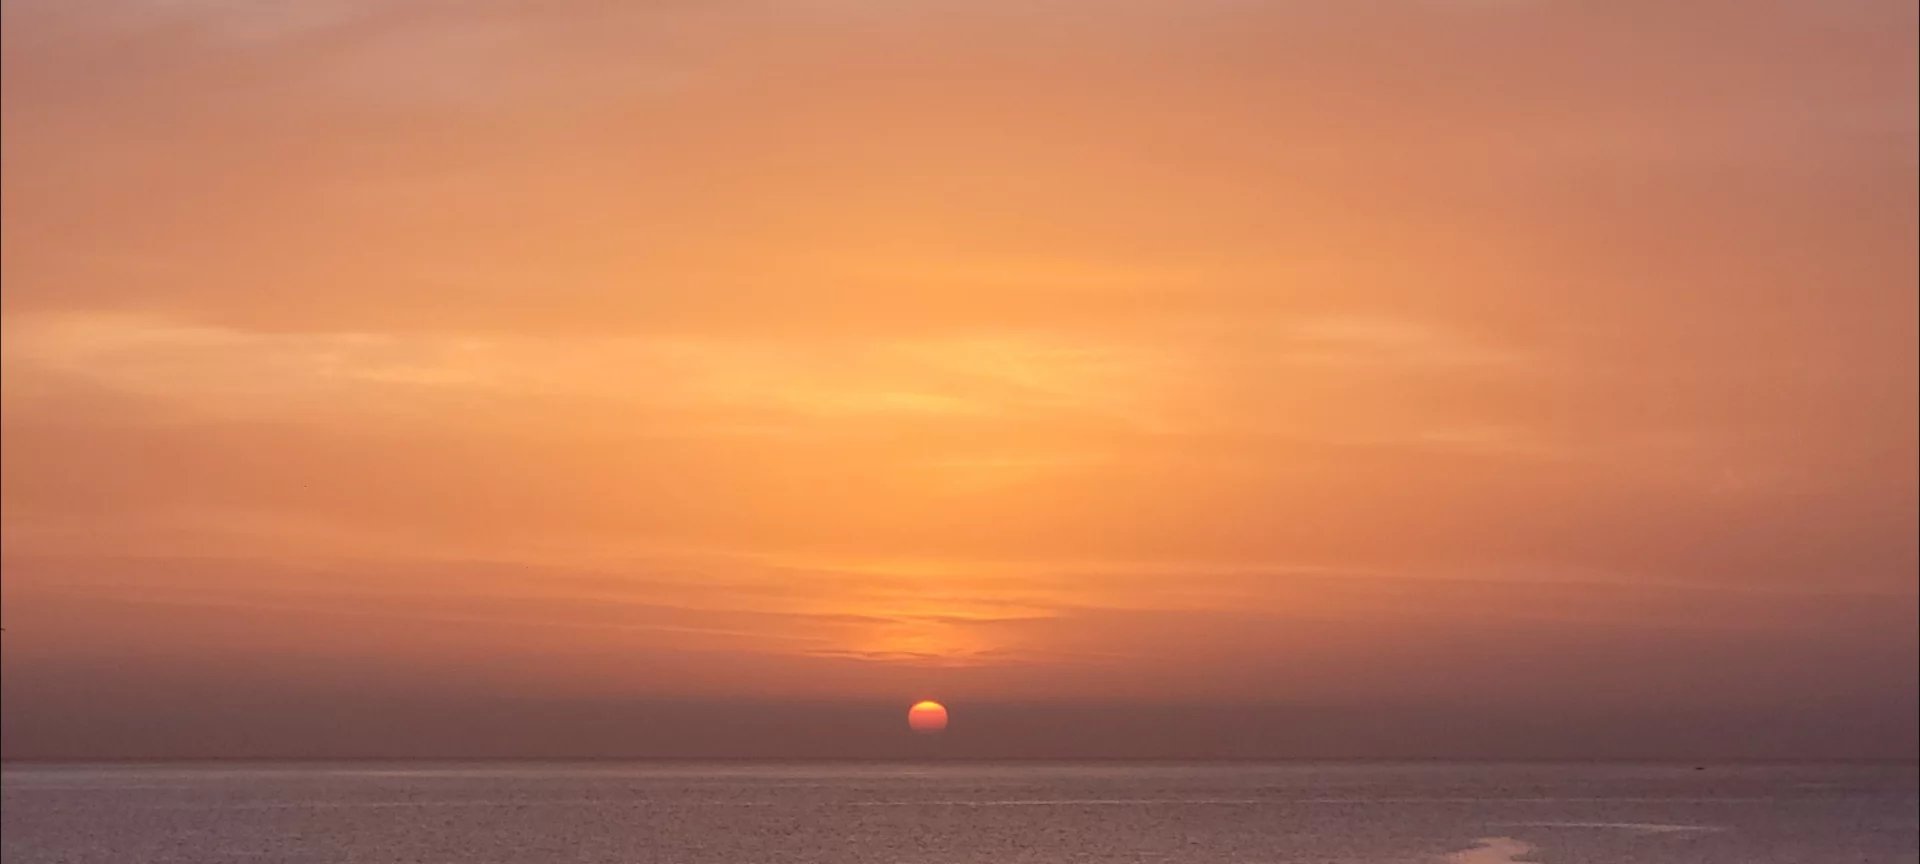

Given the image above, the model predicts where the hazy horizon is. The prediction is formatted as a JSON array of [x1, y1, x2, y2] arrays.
[[4, 698, 1917, 762], [3, 0, 1916, 763]]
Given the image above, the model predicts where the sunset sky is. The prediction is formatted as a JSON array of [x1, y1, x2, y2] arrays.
[[2, 0, 1915, 759]]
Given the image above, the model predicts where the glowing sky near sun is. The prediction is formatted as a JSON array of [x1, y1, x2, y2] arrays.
[[0, 0, 1914, 758]]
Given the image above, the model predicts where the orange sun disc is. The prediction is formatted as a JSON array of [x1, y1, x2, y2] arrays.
[[907, 700, 949, 733]]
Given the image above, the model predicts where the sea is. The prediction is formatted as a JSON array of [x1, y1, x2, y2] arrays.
[[2, 762, 1914, 863]]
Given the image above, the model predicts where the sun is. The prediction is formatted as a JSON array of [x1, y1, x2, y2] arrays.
[[907, 700, 949, 734]]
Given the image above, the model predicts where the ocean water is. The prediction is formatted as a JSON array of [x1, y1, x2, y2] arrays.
[[2, 762, 1913, 863]]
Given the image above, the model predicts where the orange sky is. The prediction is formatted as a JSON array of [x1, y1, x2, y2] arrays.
[[2, 0, 1915, 758]]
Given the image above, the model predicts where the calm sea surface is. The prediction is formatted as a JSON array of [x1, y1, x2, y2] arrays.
[[2, 762, 1914, 863]]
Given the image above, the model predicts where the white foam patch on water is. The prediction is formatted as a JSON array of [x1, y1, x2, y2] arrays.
[[1498, 821, 1722, 834], [1444, 837, 1537, 863]]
